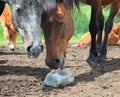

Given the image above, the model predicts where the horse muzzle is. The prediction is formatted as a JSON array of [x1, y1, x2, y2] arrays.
[[25, 41, 43, 58], [45, 57, 65, 70]]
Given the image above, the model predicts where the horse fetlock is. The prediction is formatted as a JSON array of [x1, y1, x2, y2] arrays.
[[99, 48, 107, 57]]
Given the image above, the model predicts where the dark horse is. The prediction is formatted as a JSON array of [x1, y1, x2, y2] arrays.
[[41, 0, 120, 69], [78, 0, 120, 66], [0, 0, 57, 58]]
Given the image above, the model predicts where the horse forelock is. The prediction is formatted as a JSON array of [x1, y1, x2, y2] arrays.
[[31, 0, 42, 5], [43, 0, 78, 14], [44, 0, 57, 13]]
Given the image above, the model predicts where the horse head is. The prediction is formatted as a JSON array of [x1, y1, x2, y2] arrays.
[[1, 0, 45, 58], [41, 1, 74, 69]]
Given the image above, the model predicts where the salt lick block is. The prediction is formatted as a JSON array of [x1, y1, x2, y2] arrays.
[[43, 69, 74, 88]]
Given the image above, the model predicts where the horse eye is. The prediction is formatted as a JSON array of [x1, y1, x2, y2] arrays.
[[16, 7, 20, 12], [15, 5, 21, 13], [57, 21, 64, 27]]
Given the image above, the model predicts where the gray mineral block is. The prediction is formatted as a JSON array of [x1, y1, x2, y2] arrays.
[[43, 69, 74, 87]]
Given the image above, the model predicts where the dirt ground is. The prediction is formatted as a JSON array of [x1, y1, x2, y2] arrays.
[[0, 43, 120, 97]]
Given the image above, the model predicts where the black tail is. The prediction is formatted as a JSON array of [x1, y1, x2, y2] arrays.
[[0, 1, 5, 15]]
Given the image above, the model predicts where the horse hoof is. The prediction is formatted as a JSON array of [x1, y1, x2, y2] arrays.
[[9, 44, 15, 51], [97, 56, 107, 63], [9, 48, 15, 51], [86, 58, 98, 68]]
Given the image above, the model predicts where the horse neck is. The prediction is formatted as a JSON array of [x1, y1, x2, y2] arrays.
[[101, 0, 115, 5]]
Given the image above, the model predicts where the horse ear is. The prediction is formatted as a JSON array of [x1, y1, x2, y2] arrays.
[[57, 0, 63, 3]]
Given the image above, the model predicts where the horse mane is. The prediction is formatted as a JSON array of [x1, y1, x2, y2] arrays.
[[18, 0, 40, 6], [31, 0, 42, 5], [42, 0, 81, 20]]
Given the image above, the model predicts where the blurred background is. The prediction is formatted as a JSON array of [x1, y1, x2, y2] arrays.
[[0, 4, 120, 46]]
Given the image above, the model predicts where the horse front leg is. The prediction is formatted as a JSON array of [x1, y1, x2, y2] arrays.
[[86, 6, 99, 67], [96, 8, 104, 51], [99, 2, 120, 62]]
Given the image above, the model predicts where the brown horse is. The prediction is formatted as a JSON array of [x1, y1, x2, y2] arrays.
[[0, 3, 18, 51], [41, 0, 77, 69], [41, 0, 120, 69]]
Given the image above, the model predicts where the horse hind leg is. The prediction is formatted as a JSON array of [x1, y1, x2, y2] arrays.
[[3, 23, 17, 51], [8, 25, 18, 51], [3, 24, 12, 49], [99, 2, 120, 62]]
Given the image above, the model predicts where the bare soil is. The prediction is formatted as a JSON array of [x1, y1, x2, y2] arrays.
[[0, 43, 120, 97]]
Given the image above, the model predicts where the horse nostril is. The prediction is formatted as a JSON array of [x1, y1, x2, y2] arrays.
[[40, 45, 44, 52], [53, 58, 60, 65], [27, 45, 32, 53]]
